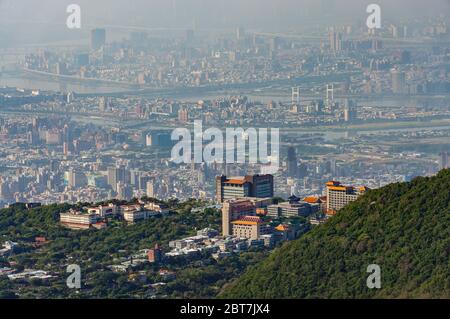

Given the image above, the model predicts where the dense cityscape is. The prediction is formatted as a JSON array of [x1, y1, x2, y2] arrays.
[[0, 0, 448, 305], [1, 17, 450, 205]]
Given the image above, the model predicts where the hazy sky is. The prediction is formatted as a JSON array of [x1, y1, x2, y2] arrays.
[[0, 0, 449, 46]]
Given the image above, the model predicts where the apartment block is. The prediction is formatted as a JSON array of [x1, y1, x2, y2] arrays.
[[326, 181, 369, 214], [231, 216, 264, 240], [60, 209, 103, 230], [215, 174, 274, 203]]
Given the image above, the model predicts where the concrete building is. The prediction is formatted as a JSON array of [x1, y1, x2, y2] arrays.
[[439, 152, 449, 170], [222, 198, 256, 236], [91, 28, 106, 50], [121, 204, 159, 223], [178, 108, 189, 123], [325, 181, 368, 214], [116, 182, 133, 201], [329, 29, 343, 51], [287, 147, 298, 178], [60, 209, 102, 230], [107, 166, 126, 192], [215, 174, 274, 203], [87, 203, 118, 217], [391, 69, 406, 94], [267, 200, 316, 218], [231, 216, 264, 240]]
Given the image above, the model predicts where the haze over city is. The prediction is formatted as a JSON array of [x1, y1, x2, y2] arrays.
[[0, 0, 448, 304], [1, 0, 450, 46]]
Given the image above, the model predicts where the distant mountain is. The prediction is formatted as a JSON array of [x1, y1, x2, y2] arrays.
[[220, 169, 450, 299]]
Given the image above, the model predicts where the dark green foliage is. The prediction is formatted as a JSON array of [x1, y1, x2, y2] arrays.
[[0, 199, 223, 298], [220, 169, 450, 299]]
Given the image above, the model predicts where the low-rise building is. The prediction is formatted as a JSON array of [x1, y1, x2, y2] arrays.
[[274, 224, 297, 241], [87, 203, 118, 217], [267, 197, 318, 218], [144, 202, 170, 214], [121, 204, 159, 223], [222, 198, 256, 236], [303, 196, 327, 212], [260, 234, 275, 248], [60, 209, 102, 230]]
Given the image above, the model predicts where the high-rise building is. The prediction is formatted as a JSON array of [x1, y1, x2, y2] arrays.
[[329, 158, 337, 176], [148, 243, 163, 263], [329, 29, 343, 52], [66, 92, 74, 104], [298, 162, 308, 179], [215, 174, 274, 203], [439, 152, 449, 170], [91, 28, 106, 51], [326, 181, 368, 214], [107, 166, 126, 192], [178, 108, 189, 123], [146, 180, 155, 198], [401, 50, 412, 64], [236, 26, 245, 41], [99, 97, 110, 112], [222, 198, 256, 236], [287, 147, 298, 178], [146, 132, 172, 147], [391, 69, 406, 94], [0, 179, 11, 201], [344, 99, 357, 122], [67, 169, 86, 189], [186, 29, 195, 45], [63, 142, 69, 156], [75, 53, 89, 67], [116, 182, 132, 201]]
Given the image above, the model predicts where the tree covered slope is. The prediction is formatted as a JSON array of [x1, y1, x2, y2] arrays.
[[220, 169, 450, 299]]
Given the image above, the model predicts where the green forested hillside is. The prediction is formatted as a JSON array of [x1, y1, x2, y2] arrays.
[[220, 169, 450, 299], [0, 199, 228, 298]]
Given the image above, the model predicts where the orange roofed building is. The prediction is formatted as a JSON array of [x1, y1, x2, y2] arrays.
[[325, 181, 369, 215], [303, 195, 327, 213], [231, 216, 264, 240], [215, 175, 274, 203]]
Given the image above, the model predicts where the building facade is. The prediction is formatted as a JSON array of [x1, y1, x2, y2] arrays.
[[231, 216, 264, 240], [60, 210, 101, 230], [222, 198, 256, 236], [215, 174, 274, 203], [326, 181, 368, 214]]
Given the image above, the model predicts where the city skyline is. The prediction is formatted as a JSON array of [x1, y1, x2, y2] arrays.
[[0, 0, 448, 304]]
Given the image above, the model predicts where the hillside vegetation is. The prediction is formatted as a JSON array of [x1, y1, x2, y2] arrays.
[[220, 169, 450, 298]]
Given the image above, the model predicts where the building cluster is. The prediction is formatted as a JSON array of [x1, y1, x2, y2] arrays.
[[218, 174, 368, 244], [215, 174, 274, 203], [59, 200, 170, 230], [6, 269, 54, 281], [20, 19, 450, 98], [0, 104, 446, 209], [0, 240, 55, 282], [1, 78, 448, 209], [108, 244, 164, 273], [90, 174, 368, 267], [165, 225, 295, 261]]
